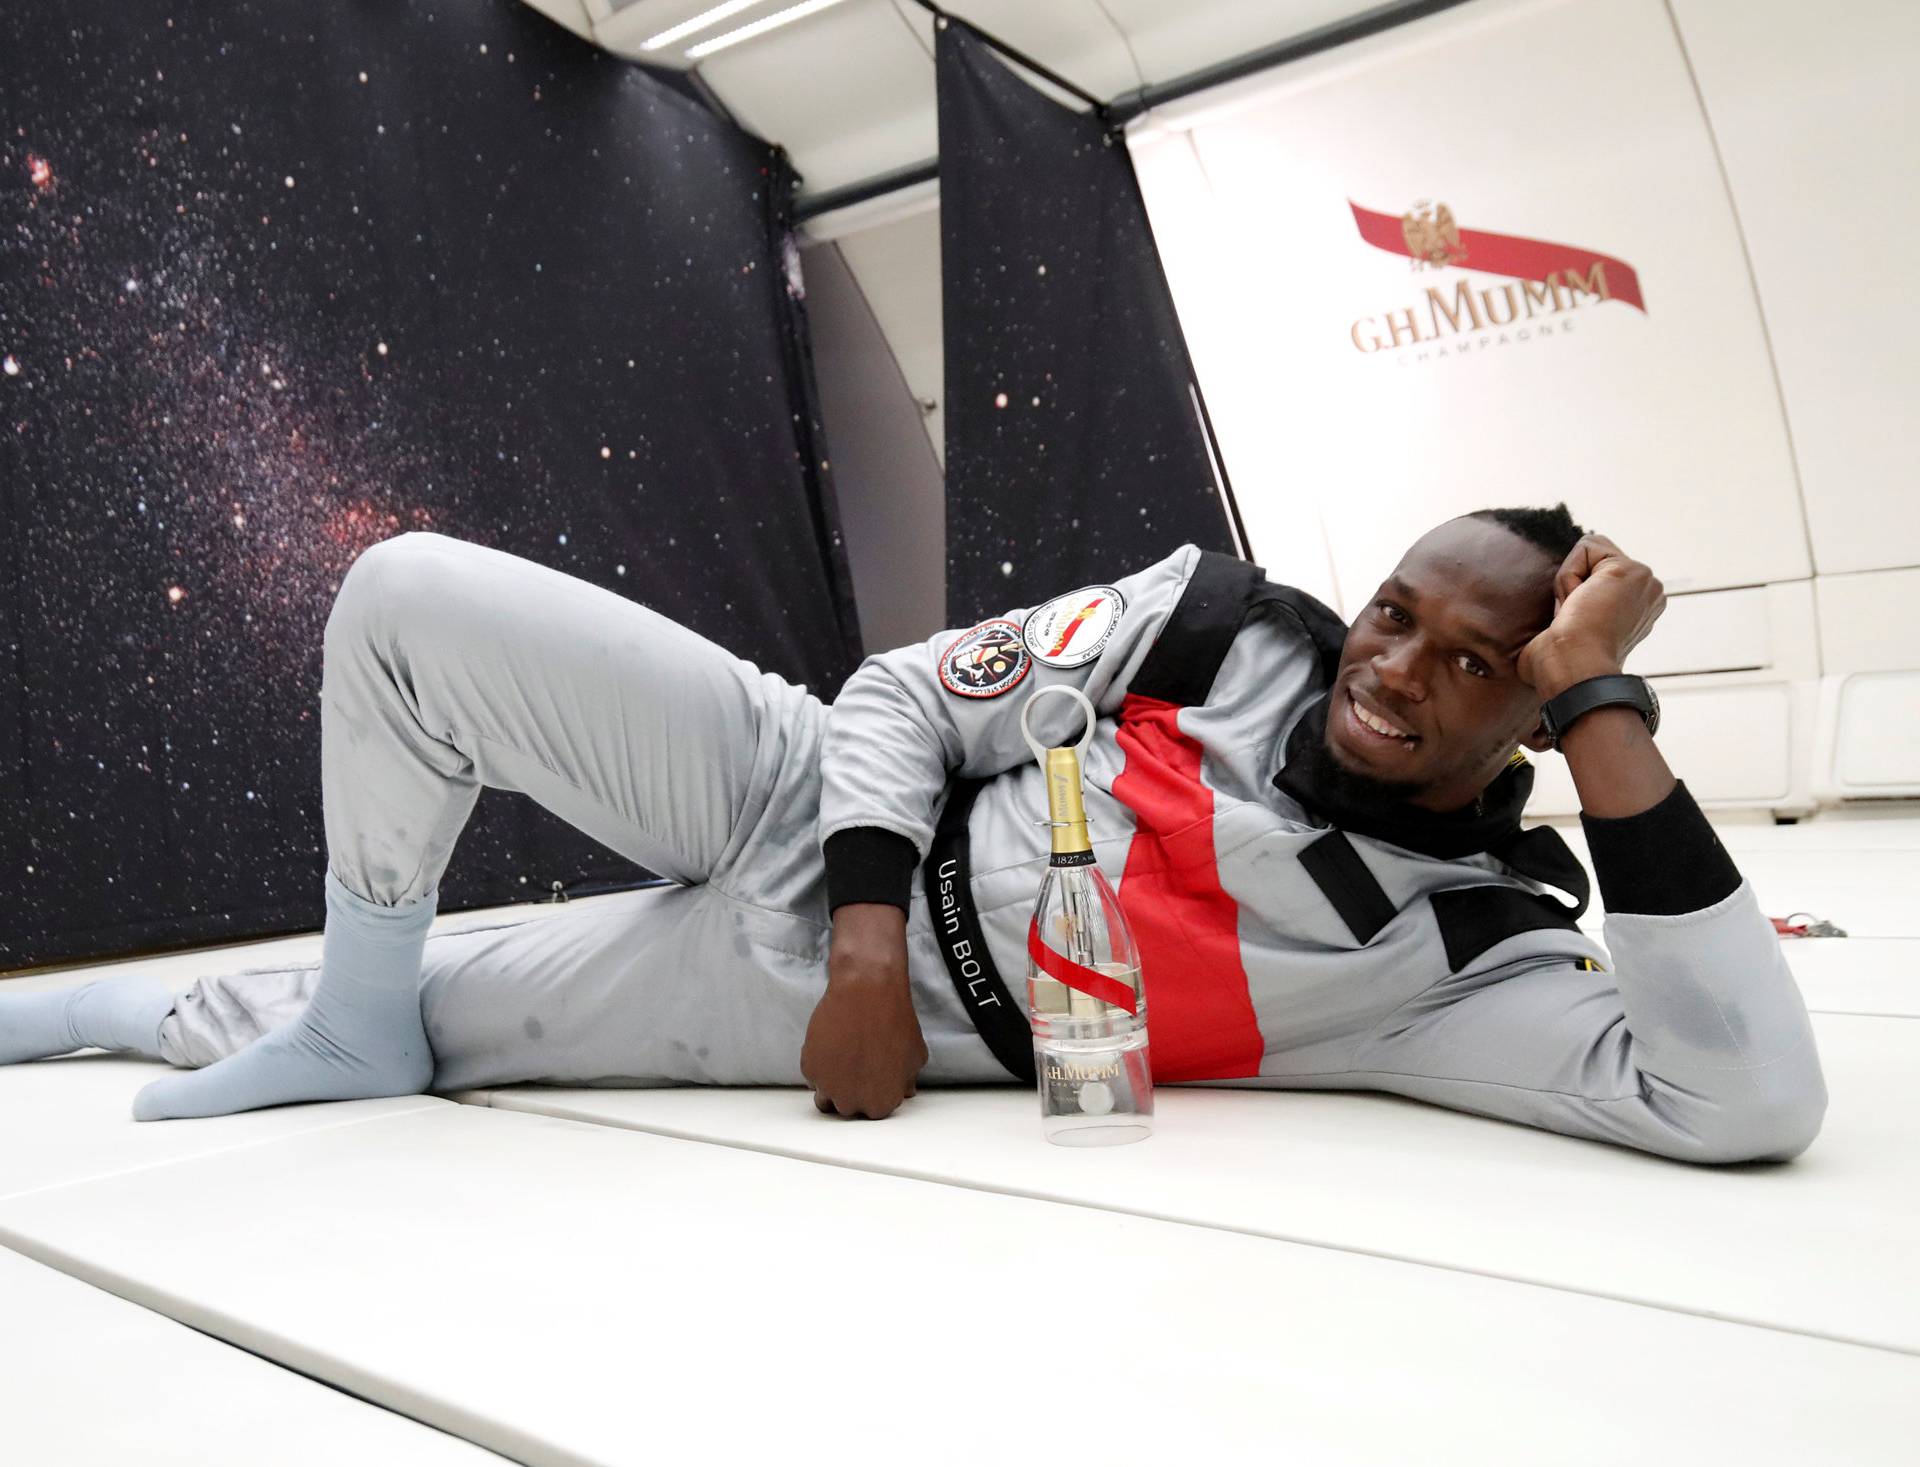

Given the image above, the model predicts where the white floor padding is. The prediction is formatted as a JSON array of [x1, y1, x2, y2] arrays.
[[0, 1247, 507, 1465], [0, 1103, 1913, 1466], [0, 1052, 448, 1203], [462, 1012, 1917, 1354], [2, 817, 1914, 1462]]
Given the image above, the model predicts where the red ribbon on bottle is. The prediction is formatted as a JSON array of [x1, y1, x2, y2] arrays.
[[1028, 916, 1139, 1015], [1349, 201, 1647, 313]]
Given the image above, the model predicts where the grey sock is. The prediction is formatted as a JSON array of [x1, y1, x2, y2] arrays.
[[132, 870, 436, 1122], [0, 976, 175, 1065]]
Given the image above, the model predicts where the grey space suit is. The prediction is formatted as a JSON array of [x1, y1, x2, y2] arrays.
[[160, 532, 1827, 1162]]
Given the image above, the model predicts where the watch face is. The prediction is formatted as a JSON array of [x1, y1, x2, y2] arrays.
[[1645, 680, 1661, 736]]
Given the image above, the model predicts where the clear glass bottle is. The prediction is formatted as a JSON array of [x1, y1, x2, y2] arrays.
[[1026, 742, 1153, 1147]]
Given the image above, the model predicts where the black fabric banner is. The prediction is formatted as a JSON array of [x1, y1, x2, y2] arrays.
[[0, 0, 859, 969], [935, 22, 1242, 625]]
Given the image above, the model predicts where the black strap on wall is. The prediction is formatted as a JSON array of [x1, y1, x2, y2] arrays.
[[923, 778, 1035, 1083]]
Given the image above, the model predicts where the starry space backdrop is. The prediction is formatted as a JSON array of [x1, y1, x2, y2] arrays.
[[0, 0, 861, 969], [935, 23, 1244, 624]]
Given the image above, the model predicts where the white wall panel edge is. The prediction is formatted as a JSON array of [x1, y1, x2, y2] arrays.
[[1664, 0, 1920, 576], [1811, 568, 1920, 798], [1127, 126, 1343, 604], [1125, 0, 1550, 138], [1816, 567, 1920, 677], [1632, 579, 1816, 679], [1135, 0, 1813, 626], [825, 212, 947, 470], [797, 179, 939, 246], [1813, 673, 1920, 800], [1527, 671, 1817, 817]]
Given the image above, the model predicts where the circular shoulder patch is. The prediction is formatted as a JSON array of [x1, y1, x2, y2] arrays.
[[1022, 585, 1126, 669], [938, 619, 1033, 698]]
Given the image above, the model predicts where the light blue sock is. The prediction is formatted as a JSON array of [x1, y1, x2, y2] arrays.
[[132, 870, 436, 1122], [0, 976, 175, 1065]]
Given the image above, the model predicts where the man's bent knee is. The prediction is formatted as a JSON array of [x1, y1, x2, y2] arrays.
[[326, 531, 460, 653]]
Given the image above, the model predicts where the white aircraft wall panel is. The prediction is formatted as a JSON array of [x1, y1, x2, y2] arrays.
[[1826, 675, 1920, 794], [1668, 0, 1920, 576], [1630, 586, 1772, 678], [1813, 568, 1920, 798], [1128, 0, 1811, 619], [1129, 127, 1343, 607], [1526, 580, 1819, 816], [830, 206, 946, 471], [1816, 568, 1920, 678]]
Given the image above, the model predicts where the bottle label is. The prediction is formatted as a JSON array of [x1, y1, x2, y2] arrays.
[[1027, 916, 1139, 1016], [1044, 1056, 1124, 1084], [1048, 849, 1096, 867]]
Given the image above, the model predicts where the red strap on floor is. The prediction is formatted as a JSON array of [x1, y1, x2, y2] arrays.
[[1027, 917, 1139, 1015]]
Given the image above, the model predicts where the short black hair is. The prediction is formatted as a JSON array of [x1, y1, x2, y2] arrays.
[[1466, 503, 1585, 562]]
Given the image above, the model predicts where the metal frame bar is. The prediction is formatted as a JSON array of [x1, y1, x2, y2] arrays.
[[904, 0, 1108, 112], [794, 0, 1477, 222]]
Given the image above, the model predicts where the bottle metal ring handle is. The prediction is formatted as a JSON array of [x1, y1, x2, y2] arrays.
[[1020, 683, 1096, 770]]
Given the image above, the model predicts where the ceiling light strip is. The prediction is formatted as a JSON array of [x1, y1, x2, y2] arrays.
[[639, 0, 763, 52], [685, 0, 850, 59]]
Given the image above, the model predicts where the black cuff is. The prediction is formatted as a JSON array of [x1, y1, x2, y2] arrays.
[[823, 827, 920, 915], [1580, 780, 1742, 917]]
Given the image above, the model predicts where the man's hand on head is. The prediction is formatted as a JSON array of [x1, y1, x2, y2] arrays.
[[1517, 533, 1666, 701], [801, 902, 928, 1120]]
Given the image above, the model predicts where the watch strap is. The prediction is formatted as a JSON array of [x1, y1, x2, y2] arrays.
[[1541, 673, 1659, 748]]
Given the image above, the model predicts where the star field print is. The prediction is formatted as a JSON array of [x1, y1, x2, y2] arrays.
[[0, 0, 856, 968]]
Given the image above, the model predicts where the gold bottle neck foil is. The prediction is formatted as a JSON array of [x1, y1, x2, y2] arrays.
[[1045, 747, 1093, 860]]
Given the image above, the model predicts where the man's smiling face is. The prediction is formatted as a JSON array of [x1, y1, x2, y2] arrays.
[[1327, 515, 1561, 812]]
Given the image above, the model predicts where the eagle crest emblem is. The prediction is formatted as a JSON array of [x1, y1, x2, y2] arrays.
[[1401, 200, 1466, 270]]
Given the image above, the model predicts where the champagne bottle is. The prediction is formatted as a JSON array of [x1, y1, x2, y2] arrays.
[[1021, 687, 1153, 1147]]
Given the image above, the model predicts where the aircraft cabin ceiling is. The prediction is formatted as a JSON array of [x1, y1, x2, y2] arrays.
[[524, 0, 1405, 206]]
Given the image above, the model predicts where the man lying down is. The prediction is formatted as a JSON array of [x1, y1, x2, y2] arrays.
[[0, 506, 1827, 1163]]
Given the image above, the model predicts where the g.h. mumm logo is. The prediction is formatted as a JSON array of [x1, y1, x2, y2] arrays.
[[1347, 199, 1646, 361]]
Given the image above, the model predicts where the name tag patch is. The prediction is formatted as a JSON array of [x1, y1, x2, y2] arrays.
[[938, 619, 1032, 698], [1023, 585, 1125, 669]]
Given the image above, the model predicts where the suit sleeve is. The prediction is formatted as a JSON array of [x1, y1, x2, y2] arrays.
[[1349, 784, 1828, 1165], [819, 543, 1204, 912]]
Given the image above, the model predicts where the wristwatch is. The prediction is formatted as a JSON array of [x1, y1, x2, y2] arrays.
[[1539, 673, 1661, 749]]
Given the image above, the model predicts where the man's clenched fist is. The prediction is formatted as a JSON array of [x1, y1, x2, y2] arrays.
[[1518, 532, 1667, 701], [801, 902, 928, 1120]]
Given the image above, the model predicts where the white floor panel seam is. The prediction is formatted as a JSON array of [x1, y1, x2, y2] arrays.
[[0, 1236, 527, 1465], [0, 1229, 550, 1467], [0, 1097, 449, 1207], [453, 1094, 1920, 1364]]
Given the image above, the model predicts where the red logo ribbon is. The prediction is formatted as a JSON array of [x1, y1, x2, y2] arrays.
[[1350, 201, 1646, 313], [1045, 596, 1105, 659], [1028, 916, 1139, 1015]]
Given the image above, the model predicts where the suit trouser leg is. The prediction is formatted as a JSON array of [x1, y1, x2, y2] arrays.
[[321, 531, 826, 909], [161, 882, 834, 1090], [138, 531, 831, 1111]]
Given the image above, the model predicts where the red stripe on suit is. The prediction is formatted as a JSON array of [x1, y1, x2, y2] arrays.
[[1112, 694, 1263, 1080]]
